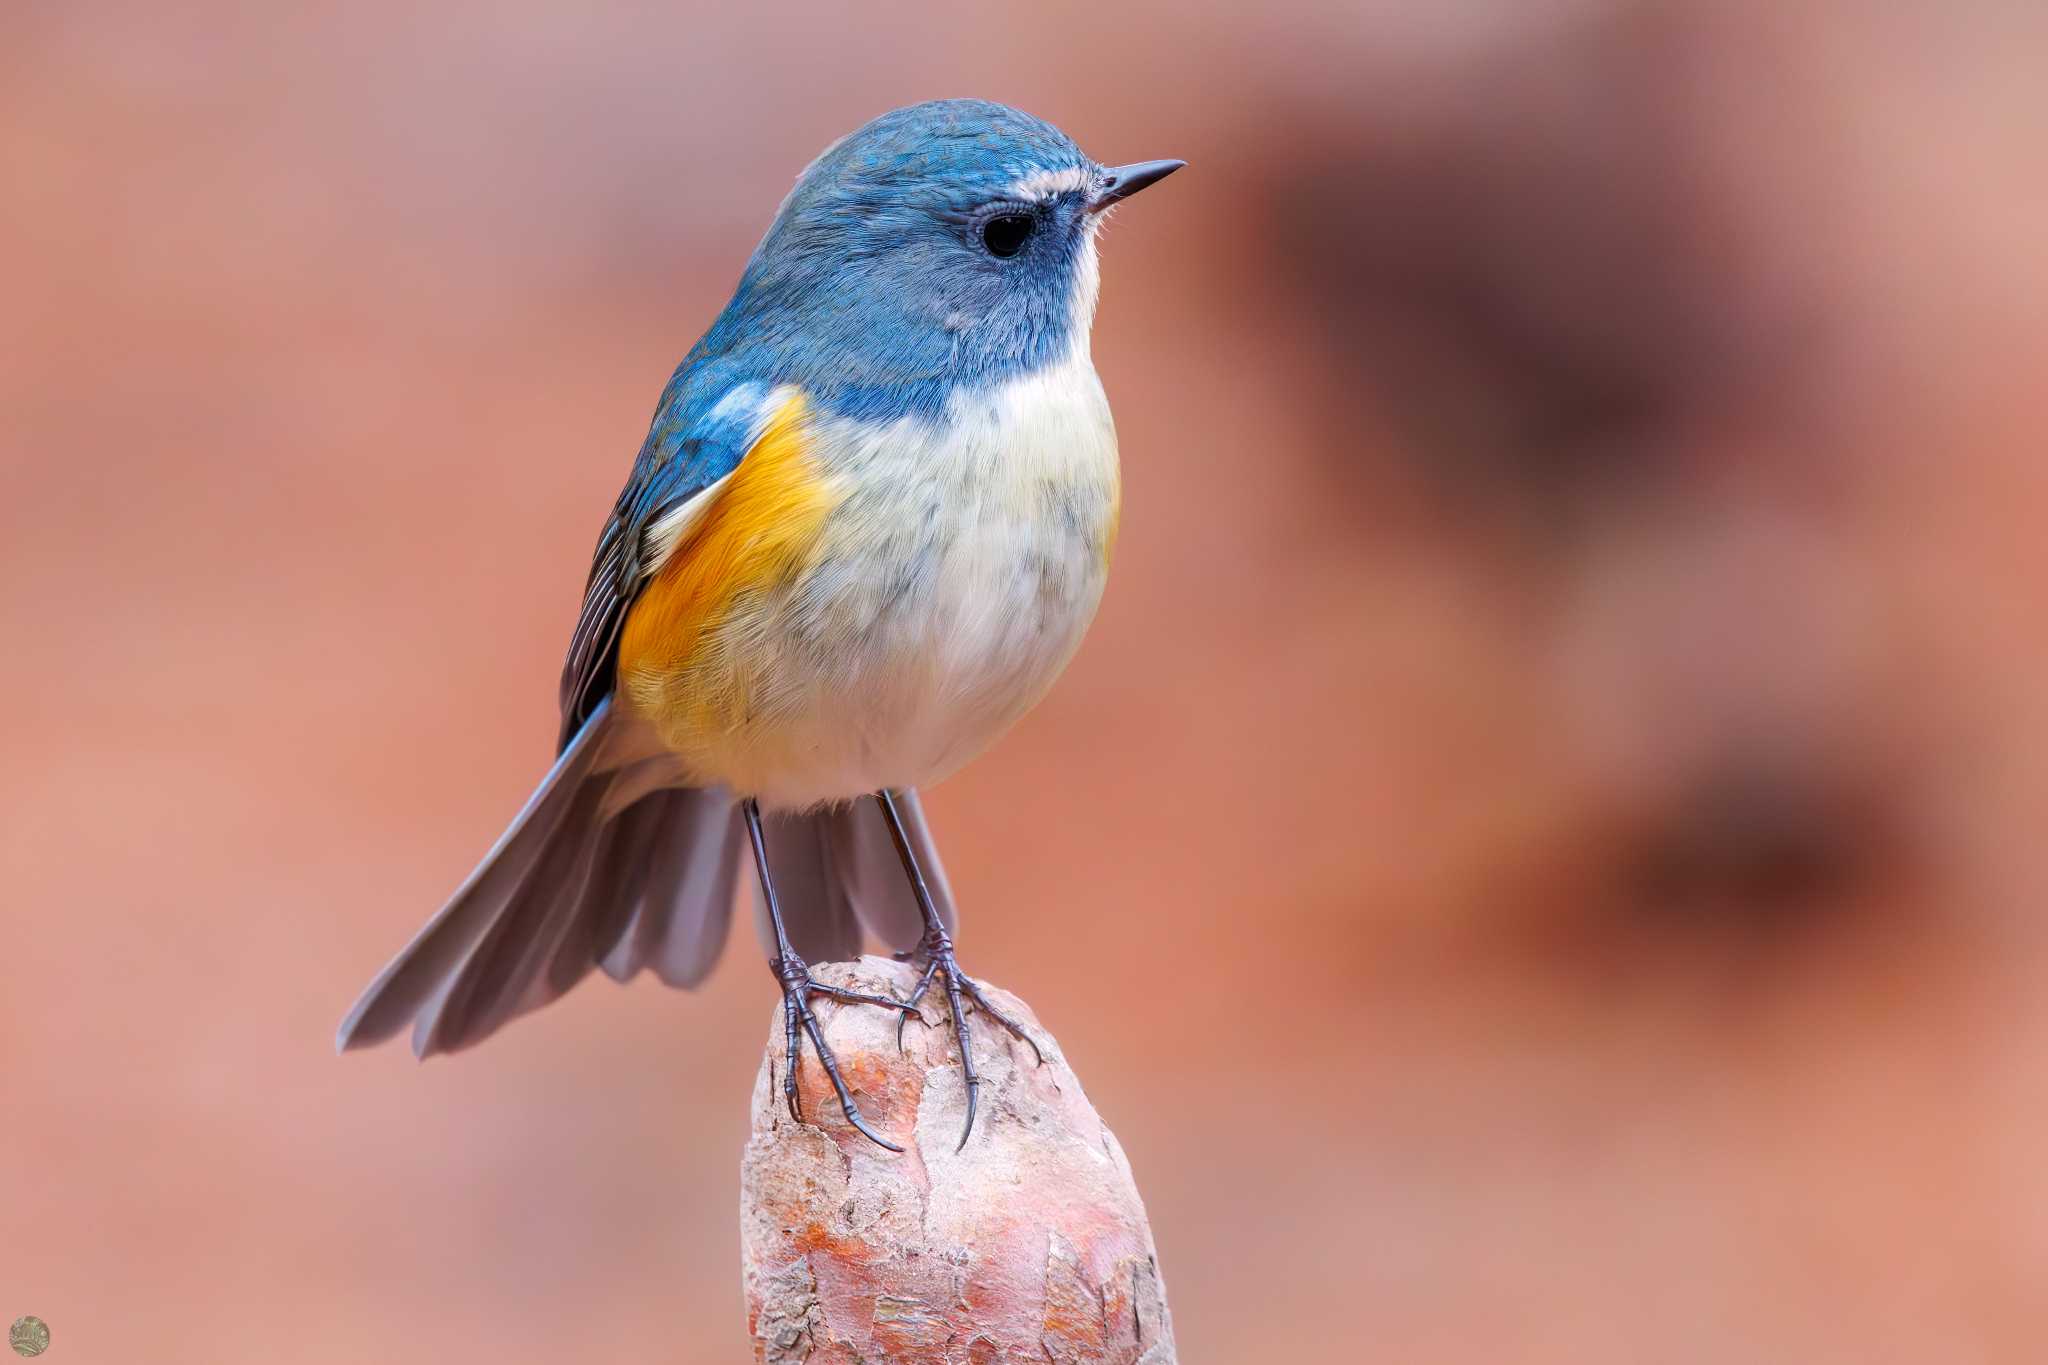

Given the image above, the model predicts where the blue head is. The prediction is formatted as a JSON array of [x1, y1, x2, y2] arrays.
[[693, 100, 1182, 421]]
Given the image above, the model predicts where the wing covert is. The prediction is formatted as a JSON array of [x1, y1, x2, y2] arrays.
[[556, 372, 773, 749]]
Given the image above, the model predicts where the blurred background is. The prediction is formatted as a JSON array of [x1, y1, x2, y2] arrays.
[[6, 0, 2048, 1359]]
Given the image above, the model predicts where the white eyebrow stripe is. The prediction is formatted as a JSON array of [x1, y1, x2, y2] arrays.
[[1007, 166, 1095, 201]]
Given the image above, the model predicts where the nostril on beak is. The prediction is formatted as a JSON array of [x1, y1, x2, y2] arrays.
[[1089, 159, 1187, 212]]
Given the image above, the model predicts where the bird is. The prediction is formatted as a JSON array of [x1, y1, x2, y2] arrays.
[[336, 99, 1182, 1152]]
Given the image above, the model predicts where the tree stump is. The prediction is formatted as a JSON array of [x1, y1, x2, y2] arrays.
[[740, 955, 1176, 1364]]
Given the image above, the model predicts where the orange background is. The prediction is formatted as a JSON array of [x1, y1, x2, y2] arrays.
[[7, 1, 2048, 1360]]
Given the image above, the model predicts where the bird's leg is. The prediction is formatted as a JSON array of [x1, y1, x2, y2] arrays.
[[743, 797, 918, 1153], [875, 788, 1045, 1151]]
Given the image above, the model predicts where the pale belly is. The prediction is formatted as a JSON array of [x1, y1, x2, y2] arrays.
[[646, 360, 1121, 809]]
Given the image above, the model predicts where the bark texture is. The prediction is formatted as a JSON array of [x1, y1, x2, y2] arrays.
[[741, 956, 1176, 1364]]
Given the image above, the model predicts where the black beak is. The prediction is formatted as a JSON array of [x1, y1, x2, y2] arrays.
[[1088, 159, 1186, 212]]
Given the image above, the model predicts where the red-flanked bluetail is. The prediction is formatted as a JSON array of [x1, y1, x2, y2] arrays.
[[338, 100, 1182, 1151]]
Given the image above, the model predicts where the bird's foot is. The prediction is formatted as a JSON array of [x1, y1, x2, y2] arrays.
[[895, 928, 1047, 1150], [773, 951, 922, 1152]]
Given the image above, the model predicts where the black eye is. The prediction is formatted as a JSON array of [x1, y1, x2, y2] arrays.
[[980, 213, 1035, 258]]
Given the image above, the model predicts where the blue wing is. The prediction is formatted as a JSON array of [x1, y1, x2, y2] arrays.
[[556, 359, 771, 748]]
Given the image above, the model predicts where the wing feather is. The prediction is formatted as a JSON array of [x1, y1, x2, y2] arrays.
[[555, 374, 773, 748]]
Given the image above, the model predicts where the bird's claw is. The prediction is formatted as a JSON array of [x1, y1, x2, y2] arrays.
[[772, 952, 912, 1153], [897, 930, 1044, 1150]]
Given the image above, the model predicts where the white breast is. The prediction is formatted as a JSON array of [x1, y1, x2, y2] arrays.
[[710, 351, 1121, 809]]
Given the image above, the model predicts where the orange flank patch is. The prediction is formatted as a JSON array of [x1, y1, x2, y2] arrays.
[[617, 392, 837, 728]]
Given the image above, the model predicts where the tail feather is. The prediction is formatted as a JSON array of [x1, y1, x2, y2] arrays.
[[411, 776, 612, 1055], [748, 792, 959, 962], [334, 701, 618, 1053], [336, 703, 959, 1059], [643, 789, 744, 987], [573, 791, 673, 984], [598, 786, 741, 988], [825, 790, 957, 953], [336, 701, 746, 1059], [755, 810, 865, 967]]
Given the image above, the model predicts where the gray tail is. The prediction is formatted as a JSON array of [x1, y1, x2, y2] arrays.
[[336, 699, 960, 1059], [752, 790, 958, 966], [335, 699, 744, 1059]]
